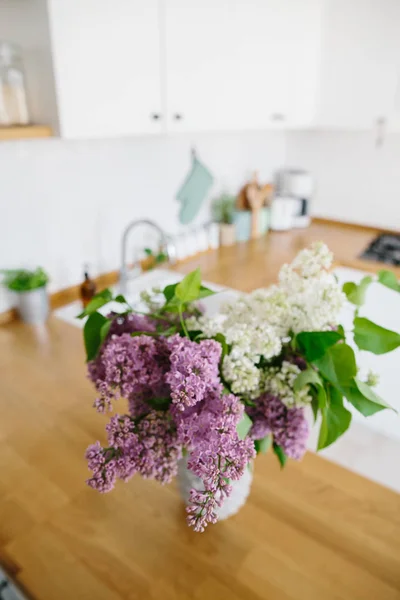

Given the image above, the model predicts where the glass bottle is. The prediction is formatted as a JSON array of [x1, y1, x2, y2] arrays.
[[80, 269, 97, 308], [0, 41, 30, 126]]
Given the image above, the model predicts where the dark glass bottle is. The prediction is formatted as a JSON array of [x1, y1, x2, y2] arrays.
[[80, 270, 96, 308]]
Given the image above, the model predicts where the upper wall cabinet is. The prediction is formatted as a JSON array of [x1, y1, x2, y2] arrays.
[[47, 0, 163, 138], [164, 0, 322, 132], [3, 0, 400, 137], [316, 0, 400, 131]]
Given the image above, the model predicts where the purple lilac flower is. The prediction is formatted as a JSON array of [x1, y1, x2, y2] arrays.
[[247, 393, 309, 460], [108, 312, 156, 336], [177, 389, 255, 532], [86, 318, 257, 532], [85, 442, 118, 493], [88, 333, 170, 414], [86, 411, 182, 490], [166, 335, 221, 410]]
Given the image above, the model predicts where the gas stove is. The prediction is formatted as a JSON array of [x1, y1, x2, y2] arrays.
[[361, 233, 400, 266]]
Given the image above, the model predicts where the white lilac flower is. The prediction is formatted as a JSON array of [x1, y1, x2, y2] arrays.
[[186, 315, 222, 337], [261, 361, 312, 408], [222, 353, 261, 396], [283, 273, 345, 333], [190, 241, 344, 398], [278, 243, 345, 333], [287, 241, 333, 278]]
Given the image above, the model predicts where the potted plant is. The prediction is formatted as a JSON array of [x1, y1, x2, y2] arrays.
[[211, 194, 236, 246], [1, 267, 49, 324]]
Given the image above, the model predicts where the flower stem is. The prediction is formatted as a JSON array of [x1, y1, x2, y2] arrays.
[[179, 305, 189, 338]]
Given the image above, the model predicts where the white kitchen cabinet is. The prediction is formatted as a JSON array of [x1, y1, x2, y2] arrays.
[[316, 0, 400, 131], [5, 0, 400, 138], [164, 0, 323, 132], [47, 0, 163, 138]]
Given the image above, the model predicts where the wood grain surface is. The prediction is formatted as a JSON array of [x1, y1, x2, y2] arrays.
[[1, 222, 399, 600], [0, 125, 52, 141]]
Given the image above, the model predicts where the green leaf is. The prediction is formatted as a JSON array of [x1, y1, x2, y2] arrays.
[[236, 413, 252, 440], [316, 385, 327, 411], [2, 267, 49, 292], [146, 397, 171, 410], [213, 333, 229, 361], [353, 317, 400, 355], [296, 369, 327, 423], [354, 378, 393, 410], [293, 367, 324, 392], [163, 283, 178, 302], [114, 294, 129, 304], [144, 247, 153, 256], [272, 443, 287, 468], [77, 289, 113, 319], [342, 276, 373, 306], [377, 270, 400, 293], [160, 325, 178, 337], [313, 343, 357, 386], [175, 268, 201, 303], [99, 319, 112, 344], [198, 285, 216, 299], [343, 385, 384, 416], [254, 434, 272, 454], [84, 312, 108, 361], [130, 331, 158, 337], [343, 378, 394, 416], [311, 394, 319, 422], [296, 331, 343, 362], [337, 324, 345, 338], [317, 387, 352, 450]]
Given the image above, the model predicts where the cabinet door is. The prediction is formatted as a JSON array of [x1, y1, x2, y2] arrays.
[[285, 0, 323, 128], [48, 0, 163, 138], [317, 0, 400, 130], [164, 0, 321, 132], [164, 0, 239, 132]]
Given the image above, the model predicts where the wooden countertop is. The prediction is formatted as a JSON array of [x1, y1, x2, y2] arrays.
[[1, 221, 399, 600]]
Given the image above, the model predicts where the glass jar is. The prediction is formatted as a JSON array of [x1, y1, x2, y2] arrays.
[[0, 41, 30, 126]]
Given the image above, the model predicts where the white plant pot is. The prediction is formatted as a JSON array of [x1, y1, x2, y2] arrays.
[[177, 456, 253, 521], [17, 286, 49, 324], [219, 223, 236, 247]]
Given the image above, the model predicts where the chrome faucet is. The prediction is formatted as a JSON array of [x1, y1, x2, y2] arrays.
[[120, 219, 176, 291]]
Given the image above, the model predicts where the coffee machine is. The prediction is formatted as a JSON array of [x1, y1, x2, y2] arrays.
[[273, 169, 313, 229]]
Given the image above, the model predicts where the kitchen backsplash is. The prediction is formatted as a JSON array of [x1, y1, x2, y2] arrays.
[[2, 129, 400, 314], [286, 131, 400, 231], [0, 131, 286, 312]]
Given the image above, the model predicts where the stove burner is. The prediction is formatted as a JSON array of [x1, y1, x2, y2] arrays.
[[361, 233, 400, 266]]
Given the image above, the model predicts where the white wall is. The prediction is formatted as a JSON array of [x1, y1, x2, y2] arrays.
[[0, 131, 286, 312], [286, 131, 400, 230]]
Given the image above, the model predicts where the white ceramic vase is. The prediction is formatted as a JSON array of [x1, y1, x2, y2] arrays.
[[17, 286, 49, 324], [177, 456, 253, 521]]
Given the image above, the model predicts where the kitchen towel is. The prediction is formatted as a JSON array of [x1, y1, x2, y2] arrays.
[[176, 154, 214, 225]]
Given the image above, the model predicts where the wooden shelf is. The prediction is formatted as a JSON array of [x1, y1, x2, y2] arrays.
[[0, 125, 52, 141]]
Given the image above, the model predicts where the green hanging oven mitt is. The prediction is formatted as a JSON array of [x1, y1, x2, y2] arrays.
[[176, 154, 214, 225]]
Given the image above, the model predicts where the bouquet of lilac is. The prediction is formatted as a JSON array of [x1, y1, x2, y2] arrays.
[[80, 243, 399, 532]]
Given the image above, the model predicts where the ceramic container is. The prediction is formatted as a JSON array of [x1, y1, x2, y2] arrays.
[[234, 211, 252, 242], [177, 456, 253, 521], [219, 223, 236, 247], [17, 286, 49, 324]]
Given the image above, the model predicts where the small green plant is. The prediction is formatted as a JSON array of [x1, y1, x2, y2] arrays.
[[143, 247, 168, 265], [211, 194, 236, 225], [1, 268, 49, 292]]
